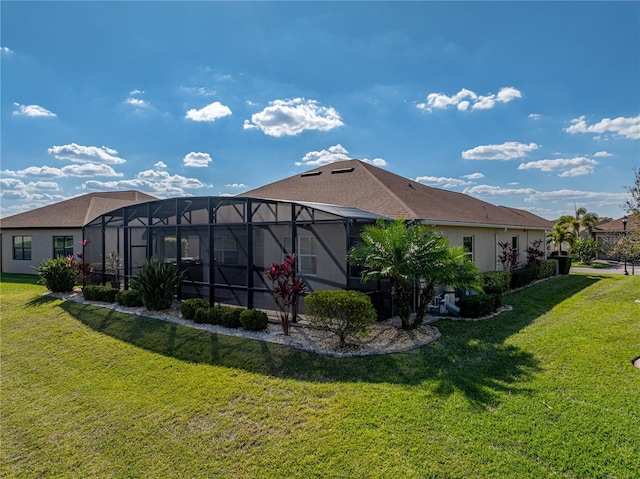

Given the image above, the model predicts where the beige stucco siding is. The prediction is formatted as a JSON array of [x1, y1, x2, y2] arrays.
[[1, 228, 82, 274], [434, 225, 547, 272]]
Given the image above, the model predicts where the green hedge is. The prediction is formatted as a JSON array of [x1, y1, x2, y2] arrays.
[[510, 267, 538, 289], [192, 305, 245, 328], [537, 260, 557, 279], [83, 285, 119, 303], [458, 294, 496, 318], [239, 309, 269, 331], [115, 289, 143, 307], [481, 271, 511, 293], [181, 298, 210, 320]]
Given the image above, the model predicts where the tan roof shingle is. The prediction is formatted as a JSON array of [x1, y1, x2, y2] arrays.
[[241, 160, 553, 229], [0, 191, 157, 229]]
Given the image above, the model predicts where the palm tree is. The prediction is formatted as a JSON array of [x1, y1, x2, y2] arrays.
[[349, 218, 481, 330], [547, 223, 574, 254], [558, 207, 599, 238]]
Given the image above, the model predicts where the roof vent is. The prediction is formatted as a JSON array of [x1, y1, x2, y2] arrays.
[[331, 167, 355, 174], [301, 171, 322, 177]]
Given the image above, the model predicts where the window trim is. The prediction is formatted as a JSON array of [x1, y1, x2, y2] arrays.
[[53, 235, 74, 258], [463, 235, 474, 262], [13, 235, 32, 261], [214, 236, 239, 265]]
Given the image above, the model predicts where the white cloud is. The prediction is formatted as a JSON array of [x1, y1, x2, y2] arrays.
[[2, 163, 122, 178], [0, 178, 62, 202], [518, 157, 598, 177], [417, 86, 521, 112], [496, 87, 522, 103], [183, 152, 212, 168], [415, 176, 470, 188], [48, 143, 126, 164], [463, 184, 628, 211], [185, 101, 232, 122], [225, 183, 247, 188], [463, 185, 537, 197], [180, 86, 217, 97], [1, 46, 13, 54], [462, 142, 540, 160], [564, 114, 640, 140], [295, 144, 386, 167], [463, 172, 485, 180], [126, 97, 148, 107], [528, 113, 543, 120], [130, 89, 144, 96], [593, 151, 613, 157], [82, 170, 210, 198], [13, 103, 57, 117], [244, 98, 343, 137], [154, 161, 168, 168], [472, 95, 496, 110], [296, 144, 350, 166]]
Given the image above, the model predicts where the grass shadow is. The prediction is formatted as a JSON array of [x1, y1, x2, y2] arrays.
[[57, 275, 600, 407]]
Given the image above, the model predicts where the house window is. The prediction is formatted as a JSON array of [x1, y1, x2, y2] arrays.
[[297, 236, 317, 275], [282, 236, 318, 275], [53, 236, 74, 257], [463, 236, 474, 262], [512, 236, 519, 251], [13, 236, 32, 260], [214, 237, 238, 264]]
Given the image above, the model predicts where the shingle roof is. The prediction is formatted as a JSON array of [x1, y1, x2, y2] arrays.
[[594, 215, 639, 233], [0, 191, 157, 229], [240, 160, 553, 229]]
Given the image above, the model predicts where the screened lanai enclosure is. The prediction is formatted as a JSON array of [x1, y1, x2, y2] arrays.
[[83, 196, 391, 316]]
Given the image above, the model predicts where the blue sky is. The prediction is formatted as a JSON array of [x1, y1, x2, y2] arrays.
[[1, 1, 639, 220]]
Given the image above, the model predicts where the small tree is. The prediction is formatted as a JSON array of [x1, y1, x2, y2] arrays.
[[525, 239, 546, 266], [349, 218, 481, 330], [572, 237, 603, 265], [265, 253, 307, 336], [305, 290, 377, 348], [547, 224, 574, 254], [498, 241, 520, 272]]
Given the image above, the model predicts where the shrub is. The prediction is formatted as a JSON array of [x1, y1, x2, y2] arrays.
[[510, 267, 538, 289], [220, 307, 243, 329], [537, 260, 557, 279], [573, 237, 603, 265], [239, 309, 269, 331], [35, 256, 78, 292], [305, 290, 377, 348], [181, 298, 210, 320], [83, 285, 118, 302], [481, 271, 511, 293], [131, 258, 184, 310], [115, 289, 143, 307], [458, 293, 495, 318], [193, 307, 214, 324], [483, 285, 503, 310]]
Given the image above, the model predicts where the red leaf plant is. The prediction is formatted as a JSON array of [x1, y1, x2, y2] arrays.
[[264, 253, 308, 335]]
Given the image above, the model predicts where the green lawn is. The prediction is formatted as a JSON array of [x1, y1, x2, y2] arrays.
[[2, 273, 639, 478]]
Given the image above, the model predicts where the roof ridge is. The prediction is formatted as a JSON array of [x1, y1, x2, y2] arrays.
[[356, 160, 419, 219]]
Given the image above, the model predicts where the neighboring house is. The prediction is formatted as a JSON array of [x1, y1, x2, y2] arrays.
[[240, 160, 554, 272], [0, 191, 157, 274], [592, 215, 639, 260]]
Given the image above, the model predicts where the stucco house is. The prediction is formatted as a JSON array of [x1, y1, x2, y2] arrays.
[[3, 161, 553, 318], [0, 191, 156, 274], [592, 215, 638, 260], [79, 160, 552, 317]]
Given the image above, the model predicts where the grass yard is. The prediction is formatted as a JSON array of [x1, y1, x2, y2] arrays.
[[2, 273, 639, 478]]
